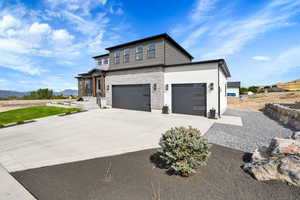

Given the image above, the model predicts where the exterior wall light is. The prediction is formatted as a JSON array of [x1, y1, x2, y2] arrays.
[[165, 84, 169, 91], [153, 83, 157, 91], [209, 83, 214, 91], [106, 85, 110, 91]]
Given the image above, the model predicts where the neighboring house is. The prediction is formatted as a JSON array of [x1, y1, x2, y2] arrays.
[[227, 81, 241, 97], [76, 33, 231, 117]]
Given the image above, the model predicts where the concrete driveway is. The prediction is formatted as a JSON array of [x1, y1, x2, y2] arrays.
[[0, 109, 242, 172]]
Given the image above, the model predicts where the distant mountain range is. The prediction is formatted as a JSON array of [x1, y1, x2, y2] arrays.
[[0, 89, 78, 98]]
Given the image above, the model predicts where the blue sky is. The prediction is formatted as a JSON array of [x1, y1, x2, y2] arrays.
[[0, 0, 300, 91]]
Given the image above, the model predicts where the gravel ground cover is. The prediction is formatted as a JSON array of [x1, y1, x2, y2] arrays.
[[204, 109, 294, 152]]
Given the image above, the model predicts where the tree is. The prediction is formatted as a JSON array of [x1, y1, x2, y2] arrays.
[[248, 86, 259, 93], [240, 87, 248, 94]]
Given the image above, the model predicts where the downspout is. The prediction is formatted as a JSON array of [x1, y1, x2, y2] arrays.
[[218, 65, 220, 117]]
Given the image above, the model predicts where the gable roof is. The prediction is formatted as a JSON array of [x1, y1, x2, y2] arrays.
[[227, 81, 241, 88], [105, 33, 194, 60]]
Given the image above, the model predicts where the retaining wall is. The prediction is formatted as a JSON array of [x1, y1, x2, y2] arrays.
[[264, 103, 300, 130]]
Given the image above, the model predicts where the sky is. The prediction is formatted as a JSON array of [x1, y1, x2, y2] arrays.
[[0, 0, 300, 91]]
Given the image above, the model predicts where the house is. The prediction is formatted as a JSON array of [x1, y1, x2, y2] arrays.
[[227, 81, 241, 97], [76, 33, 231, 117]]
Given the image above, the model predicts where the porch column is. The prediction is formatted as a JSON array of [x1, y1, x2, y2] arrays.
[[92, 76, 96, 97]]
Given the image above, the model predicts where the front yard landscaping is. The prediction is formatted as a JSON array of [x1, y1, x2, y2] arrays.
[[0, 106, 81, 125], [12, 144, 300, 200]]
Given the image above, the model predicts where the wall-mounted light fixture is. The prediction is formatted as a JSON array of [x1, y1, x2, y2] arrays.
[[106, 85, 110, 91], [209, 83, 214, 91], [165, 84, 169, 91], [153, 83, 157, 91]]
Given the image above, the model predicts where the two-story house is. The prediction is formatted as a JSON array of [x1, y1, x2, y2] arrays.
[[76, 33, 231, 117]]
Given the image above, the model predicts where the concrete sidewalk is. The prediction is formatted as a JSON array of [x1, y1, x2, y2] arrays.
[[0, 164, 36, 200], [0, 109, 242, 173]]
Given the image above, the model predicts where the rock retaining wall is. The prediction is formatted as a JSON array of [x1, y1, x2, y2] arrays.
[[264, 103, 300, 131]]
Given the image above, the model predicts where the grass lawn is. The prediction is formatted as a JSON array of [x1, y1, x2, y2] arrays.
[[0, 106, 81, 125]]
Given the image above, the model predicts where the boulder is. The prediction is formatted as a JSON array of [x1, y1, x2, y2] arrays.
[[244, 155, 300, 186], [252, 146, 270, 162], [292, 131, 300, 141], [269, 137, 300, 157]]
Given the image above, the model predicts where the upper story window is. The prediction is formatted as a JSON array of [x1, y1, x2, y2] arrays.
[[135, 46, 143, 60], [97, 59, 102, 65], [147, 43, 155, 58], [114, 51, 120, 64], [124, 48, 130, 63], [103, 58, 109, 64]]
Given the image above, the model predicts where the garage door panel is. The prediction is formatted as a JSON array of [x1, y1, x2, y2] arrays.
[[172, 83, 207, 116], [112, 84, 151, 112]]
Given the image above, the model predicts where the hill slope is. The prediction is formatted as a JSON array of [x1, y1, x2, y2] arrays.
[[277, 79, 300, 91]]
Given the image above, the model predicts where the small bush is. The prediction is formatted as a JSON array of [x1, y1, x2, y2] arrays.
[[0, 123, 4, 128], [159, 126, 211, 176], [65, 111, 72, 115], [16, 120, 25, 124]]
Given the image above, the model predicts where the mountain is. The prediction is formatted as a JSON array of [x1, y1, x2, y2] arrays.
[[0, 89, 78, 98], [55, 89, 78, 97], [0, 90, 30, 98]]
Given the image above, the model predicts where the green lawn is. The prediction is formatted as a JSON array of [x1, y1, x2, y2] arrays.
[[0, 106, 81, 125]]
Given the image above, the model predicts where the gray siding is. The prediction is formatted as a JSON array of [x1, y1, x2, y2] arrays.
[[165, 40, 191, 65], [95, 55, 109, 70], [108, 38, 164, 70], [105, 67, 164, 110]]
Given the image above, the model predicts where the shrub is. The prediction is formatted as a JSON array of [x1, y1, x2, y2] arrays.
[[0, 123, 4, 128], [159, 126, 211, 176], [65, 111, 72, 115], [16, 120, 24, 124]]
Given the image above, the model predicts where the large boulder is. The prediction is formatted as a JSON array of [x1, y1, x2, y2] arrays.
[[292, 131, 300, 141], [244, 137, 300, 186], [269, 137, 300, 157], [244, 155, 300, 186]]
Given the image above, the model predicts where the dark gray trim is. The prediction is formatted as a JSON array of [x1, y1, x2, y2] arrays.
[[92, 53, 109, 59], [102, 59, 231, 78], [217, 64, 220, 117], [105, 33, 194, 60]]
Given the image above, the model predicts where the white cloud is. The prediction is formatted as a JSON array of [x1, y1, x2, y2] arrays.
[[0, 38, 31, 54], [191, 0, 219, 21], [52, 29, 74, 43], [46, 0, 107, 16], [28, 22, 51, 35], [201, 0, 300, 59], [0, 15, 20, 30], [252, 56, 271, 61], [172, 0, 300, 60], [0, 52, 43, 75]]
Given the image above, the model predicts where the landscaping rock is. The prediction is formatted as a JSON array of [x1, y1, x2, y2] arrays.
[[244, 137, 300, 186], [292, 131, 300, 141], [244, 155, 300, 186], [252, 146, 270, 162], [269, 137, 300, 157]]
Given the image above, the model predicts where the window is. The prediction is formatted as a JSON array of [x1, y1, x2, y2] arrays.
[[97, 59, 102, 65], [114, 51, 120, 64], [124, 48, 130, 63], [98, 79, 101, 90], [135, 46, 143, 60], [147, 43, 155, 58], [103, 58, 108, 64]]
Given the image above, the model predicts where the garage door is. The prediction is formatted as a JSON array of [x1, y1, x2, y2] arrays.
[[172, 83, 207, 116], [112, 84, 151, 112]]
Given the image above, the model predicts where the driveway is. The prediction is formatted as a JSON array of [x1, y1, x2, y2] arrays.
[[0, 108, 241, 172]]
